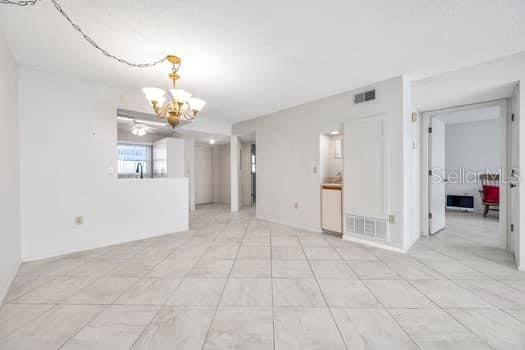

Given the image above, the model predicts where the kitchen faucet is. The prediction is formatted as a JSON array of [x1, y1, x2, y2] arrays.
[[136, 163, 144, 179]]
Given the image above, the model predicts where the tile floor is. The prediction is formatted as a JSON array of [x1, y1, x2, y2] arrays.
[[1, 205, 525, 349]]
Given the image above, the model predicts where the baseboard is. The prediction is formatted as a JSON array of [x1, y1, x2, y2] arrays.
[[22, 225, 189, 262], [256, 215, 322, 233], [0, 260, 21, 305], [342, 235, 408, 253]]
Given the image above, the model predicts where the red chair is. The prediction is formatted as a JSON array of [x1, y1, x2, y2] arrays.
[[479, 174, 499, 217]]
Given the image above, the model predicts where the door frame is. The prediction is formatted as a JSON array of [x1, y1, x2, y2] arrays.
[[420, 99, 509, 250]]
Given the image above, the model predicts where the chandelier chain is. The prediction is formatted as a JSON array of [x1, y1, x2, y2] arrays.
[[1, 0, 168, 68]]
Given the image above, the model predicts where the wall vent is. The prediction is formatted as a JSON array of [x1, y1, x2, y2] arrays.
[[344, 214, 387, 240], [354, 89, 376, 104]]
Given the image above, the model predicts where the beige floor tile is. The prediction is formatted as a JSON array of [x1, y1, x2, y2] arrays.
[[147, 259, 197, 278], [0, 304, 54, 340], [505, 309, 525, 324], [90, 305, 161, 327], [115, 278, 181, 305], [273, 279, 326, 307], [336, 246, 379, 261], [220, 278, 272, 306], [201, 245, 239, 260], [384, 260, 445, 279], [420, 260, 488, 280], [166, 278, 226, 306], [271, 246, 305, 260], [310, 260, 357, 279], [0, 305, 104, 350], [455, 279, 525, 309], [237, 246, 271, 259], [13, 276, 96, 303], [391, 308, 491, 349], [204, 307, 273, 350], [303, 247, 341, 260], [271, 236, 301, 247], [68, 260, 123, 277], [448, 309, 525, 350], [231, 259, 271, 278], [274, 307, 345, 350], [17, 257, 85, 276], [61, 324, 146, 350], [272, 260, 313, 278], [365, 280, 435, 308], [318, 279, 380, 307], [299, 237, 331, 247], [189, 259, 234, 278], [4, 275, 56, 302], [133, 306, 215, 350], [332, 308, 418, 349], [167, 246, 208, 260], [348, 261, 400, 279], [410, 280, 494, 309], [66, 277, 138, 304]]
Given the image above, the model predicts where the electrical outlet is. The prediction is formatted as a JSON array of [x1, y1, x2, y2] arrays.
[[388, 215, 395, 224], [294, 202, 299, 209], [107, 166, 114, 175], [313, 165, 318, 174], [75, 216, 83, 225]]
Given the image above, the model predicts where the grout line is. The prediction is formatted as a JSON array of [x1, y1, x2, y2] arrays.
[[5, 206, 523, 350], [297, 235, 350, 350], [199, 216, 250, 350]]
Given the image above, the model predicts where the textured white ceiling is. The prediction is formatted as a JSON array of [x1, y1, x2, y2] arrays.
[[1, 0, 525, 123]]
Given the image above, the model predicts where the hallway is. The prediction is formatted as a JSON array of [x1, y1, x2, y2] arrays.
[[1, 205, 524, 349]]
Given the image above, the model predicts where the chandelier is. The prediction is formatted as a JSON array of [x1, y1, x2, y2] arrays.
[[142, 55, 206, 128]]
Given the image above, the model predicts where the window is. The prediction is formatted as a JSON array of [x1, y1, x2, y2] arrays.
[[117, 143, 153, 178]]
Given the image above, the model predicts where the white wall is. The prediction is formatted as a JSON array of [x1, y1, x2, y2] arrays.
[[445, 119, 501, 212], [18, 68, 189, 260], [183, 137, 196, 211], [233, 76, 414, 250], [0, 30, 20, 303], [153, 138, 185, 178], [213, 143, 231, 204]]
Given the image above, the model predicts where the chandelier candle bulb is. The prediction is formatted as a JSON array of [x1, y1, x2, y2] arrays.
[[188, 97, 207, 114], [170, 89, 192, 103]]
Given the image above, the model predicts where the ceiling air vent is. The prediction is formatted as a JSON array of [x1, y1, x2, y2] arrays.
[[354, 89, 376, 104]]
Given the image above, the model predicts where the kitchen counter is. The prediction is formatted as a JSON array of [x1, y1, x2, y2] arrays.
[[321, 183, 343, 189]]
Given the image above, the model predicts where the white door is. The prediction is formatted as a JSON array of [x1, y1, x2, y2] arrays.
[[429, 118, 446, 234], [195, 146, 213, 204], [509, 85, 520, 265], [344, 115, 388, 219]]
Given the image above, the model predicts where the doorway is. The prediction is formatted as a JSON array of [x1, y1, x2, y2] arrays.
[[422, 99, 514, 251], [195, 145, 213, 204]]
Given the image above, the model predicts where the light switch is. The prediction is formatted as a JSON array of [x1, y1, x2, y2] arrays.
[[313, 165, 318, 174], [107, 166, 114, 175]]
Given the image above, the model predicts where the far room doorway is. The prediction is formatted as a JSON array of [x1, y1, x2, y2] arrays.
[[422, 97, 519, 257], [240, 132, 256, 208]]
